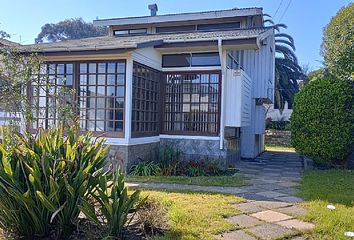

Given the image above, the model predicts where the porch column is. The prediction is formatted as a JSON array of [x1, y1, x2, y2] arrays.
[[124, 56, 133, 142]]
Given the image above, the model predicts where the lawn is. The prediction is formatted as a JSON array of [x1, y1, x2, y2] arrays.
[[138, 189, 244, 240], [265, 143, 295, 152], [298, 170, 354, 240], [126, 175, 249, 187]]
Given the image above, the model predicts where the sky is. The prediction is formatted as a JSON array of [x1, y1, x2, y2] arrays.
[[0, 0, 351, 70]]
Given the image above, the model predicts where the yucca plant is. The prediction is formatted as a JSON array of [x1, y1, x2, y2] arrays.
[[0, 125, 109, 238], [80, 167, 143, 238]]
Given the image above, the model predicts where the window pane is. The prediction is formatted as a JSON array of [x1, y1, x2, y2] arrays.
[[162, 54, 191, 67], [197, 22, 240, 31], [156, 25, 195, 33], [191, 53, 221, 67]]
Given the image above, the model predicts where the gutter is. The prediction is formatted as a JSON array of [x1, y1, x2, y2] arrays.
[[218, 38, 225, 150]]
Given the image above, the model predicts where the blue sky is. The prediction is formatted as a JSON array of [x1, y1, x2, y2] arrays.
[[0, 0, 350, 70]]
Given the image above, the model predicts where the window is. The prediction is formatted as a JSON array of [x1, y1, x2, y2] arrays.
[[79, 61, 126, 133], [156, 25, 195, 33], [132, 62, 160, 137], [163, 72, 220, 135], [191, 53, 220, 67], [162, 53, 220, 68], [31, 63, 74, 129], [30, 61, 126, 136], [197, 22, 241, 31], [113, 28, 147, 36], [162, 54, 191, 68]]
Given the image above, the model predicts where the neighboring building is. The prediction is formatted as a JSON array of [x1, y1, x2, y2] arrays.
[[20, 5, 275, 169], [266, 102, 292, 122]]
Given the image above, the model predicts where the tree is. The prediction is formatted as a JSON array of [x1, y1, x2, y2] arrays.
[[322, 3, 354, 80], [264, 19, 306, 111], [291, 76, 354, 165], [0, 30, 10, 39], [35, 18, 107, 43]]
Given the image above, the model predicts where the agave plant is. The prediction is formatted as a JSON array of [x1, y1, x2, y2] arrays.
[[0, 125, 108, 238], [264, 18, 307, 111]]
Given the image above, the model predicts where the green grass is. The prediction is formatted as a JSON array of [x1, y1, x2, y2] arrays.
[[298, 170, 354, 239], [265, 143, 295, 152], [126, 175, 249, 187], [138, 189, 244, 240]]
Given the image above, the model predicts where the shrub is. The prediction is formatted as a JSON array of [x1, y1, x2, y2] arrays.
[[0, 126, 108, 238], [80, 167, 142, 238], [187, 166, 207, 177], [157, 144, 181, 176], [130, 160, 161, 176], [266, 121, 291, 131], [291, 77, 354, 165]]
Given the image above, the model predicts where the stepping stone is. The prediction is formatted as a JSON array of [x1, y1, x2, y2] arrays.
[[233, 202, 266, 214], [251, 210, 293, 223], [275, 196, 303, 203], [247, 223, 297, 240], [276, 205, 308, 217], [227, 214, 263, 228], [218, 230, 257, 240], [278, 181, 299, 187], [257, 191, 287, 198], [276, 219, 315, 232], [252, 200, 293, 209]]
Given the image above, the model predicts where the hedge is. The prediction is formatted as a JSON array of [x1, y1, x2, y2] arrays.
[[291, 77, 354, 165]]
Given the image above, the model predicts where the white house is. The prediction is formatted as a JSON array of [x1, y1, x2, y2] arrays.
[[20, 5, 275, 169]]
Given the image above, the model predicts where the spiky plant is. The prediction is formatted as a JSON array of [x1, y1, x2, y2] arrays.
[[264, 18, 306, 111]]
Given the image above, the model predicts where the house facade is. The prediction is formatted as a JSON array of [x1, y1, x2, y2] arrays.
[[22, 6, 275, 170]]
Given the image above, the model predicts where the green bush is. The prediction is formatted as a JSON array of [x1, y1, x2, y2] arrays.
[[291, 77, 354, 165], [130, 160, 161, 176], [0, 126, 108, 238], [80, 167, 142, 238], [266, 121, 291, 131]]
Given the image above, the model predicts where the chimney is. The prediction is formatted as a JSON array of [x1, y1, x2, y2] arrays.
[[148, 4, 158, 16]]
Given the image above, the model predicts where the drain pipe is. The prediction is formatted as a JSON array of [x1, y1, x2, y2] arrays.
[[218, 38, 225, 150]]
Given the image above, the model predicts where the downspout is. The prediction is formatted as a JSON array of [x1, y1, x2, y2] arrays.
[[218, 38, 225, 150]]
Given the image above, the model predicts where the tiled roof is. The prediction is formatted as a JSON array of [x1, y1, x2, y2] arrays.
[[22, 27, 271, 53], [0, 39, 21, 47]]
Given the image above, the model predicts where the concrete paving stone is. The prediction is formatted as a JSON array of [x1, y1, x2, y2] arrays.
[[251, 200, 293, 209], [276, 205, 308, 217], [276, 219, 315, 232], [247, 223, 297, 240], [257, 191, 287, 198], [276, 188, 299, 196], [227, 214, 264, 228], [275, 196, 304, 203], [233, 202, 267, 214], [218, 230, 257, 240], [239, 193, 272, 201], [251, 210, 293, 223]]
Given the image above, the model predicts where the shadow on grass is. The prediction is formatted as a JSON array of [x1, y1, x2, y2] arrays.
[[298, 170, 354, 206]]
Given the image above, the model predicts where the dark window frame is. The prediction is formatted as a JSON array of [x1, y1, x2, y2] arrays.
[[113, 28, 147, 36], [162, 71, 221, 136], [132, 62, 161, 138], [28, 60, 127, 138], [162, 52, 221, 68]]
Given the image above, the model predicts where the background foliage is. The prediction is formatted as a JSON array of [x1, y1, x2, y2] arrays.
[[322, 3, 354, 80], [35, 18, 107, 43], [291, 77, 354, 165]]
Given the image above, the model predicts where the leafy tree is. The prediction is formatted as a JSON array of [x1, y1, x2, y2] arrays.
[[264, 19, 306, 111], [291, 77, 354, 165], [308, 68, 332, 81], [322, 3, 354, 80], [0, 30, 10, 39], [35, 18, 107, 43]]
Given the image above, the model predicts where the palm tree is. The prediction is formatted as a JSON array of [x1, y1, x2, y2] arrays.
[[264, 18, 306, 111]]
